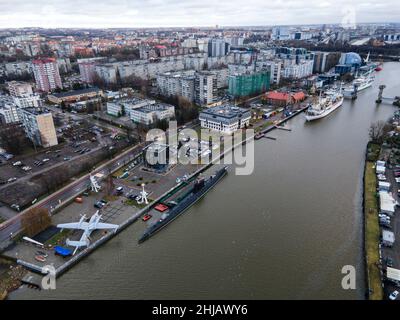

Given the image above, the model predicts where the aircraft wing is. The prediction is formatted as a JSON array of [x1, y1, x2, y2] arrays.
[[93, 222, 119, 230], [57, 222, 90, 230]]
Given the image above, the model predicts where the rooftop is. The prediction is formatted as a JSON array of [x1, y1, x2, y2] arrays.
[[50, 87, 101, 98], [200, 104, 249, 119], [20, 107, 52, 116]]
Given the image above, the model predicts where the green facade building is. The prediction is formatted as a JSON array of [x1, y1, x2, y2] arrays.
[[228, 70, 271, 98]]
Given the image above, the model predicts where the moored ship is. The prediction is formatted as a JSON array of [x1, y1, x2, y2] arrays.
[[305, 91, 344, 121], [342, 72, 374, 98]]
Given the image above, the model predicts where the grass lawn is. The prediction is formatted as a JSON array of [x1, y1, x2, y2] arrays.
[[255, 121, 273, 133], [364, 161, 383, 300], [124, 198, 153, 209], [45, 229, 71, 247]]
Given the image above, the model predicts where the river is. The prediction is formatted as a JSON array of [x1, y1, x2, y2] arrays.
[[10, 62, 400, 300]]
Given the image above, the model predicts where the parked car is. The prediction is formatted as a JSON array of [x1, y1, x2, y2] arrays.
[[128, 194, 138, 200], [116, 186, 124, 195], [142, 214, 152, 222], [386, 257, 394, 267], [7, 177, 17, 183], [94, 201, 105, 209], [389, 290, 399, 300], [12, 161, 22, 166]]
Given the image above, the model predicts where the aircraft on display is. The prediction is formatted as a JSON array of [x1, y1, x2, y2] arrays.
[[57, 210, 119, 255]]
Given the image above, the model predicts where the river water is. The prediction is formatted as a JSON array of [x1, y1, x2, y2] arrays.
[[11, 62, 400, 300]]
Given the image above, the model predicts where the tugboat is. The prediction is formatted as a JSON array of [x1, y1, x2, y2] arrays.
[[138, 167, 228, 243]]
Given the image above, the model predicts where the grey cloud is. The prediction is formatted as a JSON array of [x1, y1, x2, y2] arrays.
[[0, 0, 399, 28]]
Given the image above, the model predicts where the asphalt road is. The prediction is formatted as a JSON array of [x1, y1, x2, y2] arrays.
[[0, 121, 198, 248], [0, 142, 145, 248]]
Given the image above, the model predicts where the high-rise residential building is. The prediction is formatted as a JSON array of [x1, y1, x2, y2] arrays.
[[0, 95, 19, 124], [208, 39, 230, 57], [228, 70, 271, 98], [156, 71, 196, 102], [312, 51, 341, 73], [18, 107, 58, 147], [94, 64, 118, 84], [195, 71, 217, 106], [32, 58, 63, 92], [7, 81, 33, 97], [271, 27, 291, 41], [7, 81, 41, 108], [281, 60, 314, 79], [225, 36, 245, 47], [78, 57, 104, 83], [5, 61, 32, 77]]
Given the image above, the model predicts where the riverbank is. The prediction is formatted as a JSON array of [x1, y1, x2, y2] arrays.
[[364, 156, 383, 300], [0, 258, 27, 300]]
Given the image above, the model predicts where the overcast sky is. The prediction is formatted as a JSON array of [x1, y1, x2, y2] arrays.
[[0, 0, 399, 29]]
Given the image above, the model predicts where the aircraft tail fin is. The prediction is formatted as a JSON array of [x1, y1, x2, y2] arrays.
[[66, 238, 90, 255]]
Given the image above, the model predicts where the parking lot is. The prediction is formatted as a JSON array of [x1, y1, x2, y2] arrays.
[[2, 184, 140, 270], [0, 118, 116, 198], [377, 160, 400, 299]]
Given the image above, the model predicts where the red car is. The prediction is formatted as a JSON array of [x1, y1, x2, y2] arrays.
[[142, 214, 152, 222]]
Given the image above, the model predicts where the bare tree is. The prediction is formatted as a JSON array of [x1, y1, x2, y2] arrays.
[[369, 121, 391, 144], [21, 207, 51, 237], [104, 165, 115, 196]]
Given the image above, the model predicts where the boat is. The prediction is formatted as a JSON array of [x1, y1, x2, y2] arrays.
[[375, 66, 382, 71], [305, 90, 344, 121], [342, 72, 374, 98], [34, 255, 46, 263], [138, 166, 228, 243], [36, 250, 48, 258]]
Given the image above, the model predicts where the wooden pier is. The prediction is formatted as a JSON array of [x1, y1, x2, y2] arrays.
[[275, 125, 292, 131]]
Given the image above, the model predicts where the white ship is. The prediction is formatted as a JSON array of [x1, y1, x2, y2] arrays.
[[305, 91, 344, 121], [342, 72, 374, 98]]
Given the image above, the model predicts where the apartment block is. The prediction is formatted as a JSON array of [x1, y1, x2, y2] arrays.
[[32, 58, 63, 92], [18, 107, 58, 147]]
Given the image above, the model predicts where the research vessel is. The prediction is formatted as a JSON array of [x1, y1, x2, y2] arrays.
[[305, 90, 344, 121]]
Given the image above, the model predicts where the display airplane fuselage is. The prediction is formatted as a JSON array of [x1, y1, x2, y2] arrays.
[[57, 210, 118, 255]]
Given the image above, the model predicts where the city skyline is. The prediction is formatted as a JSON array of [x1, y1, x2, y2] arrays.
[[1, 0, 400, 29]]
